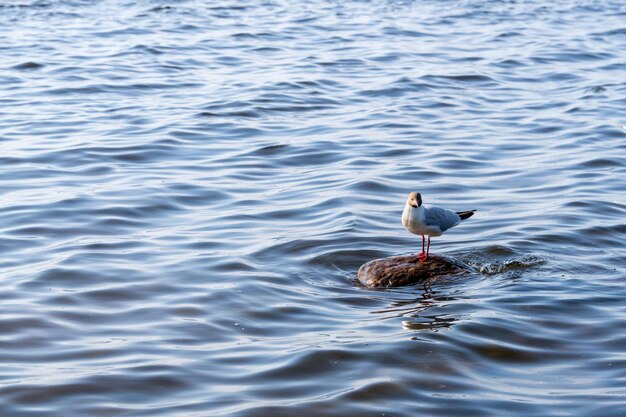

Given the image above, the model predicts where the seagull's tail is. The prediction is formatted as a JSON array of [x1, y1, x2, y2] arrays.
[[456, 210, 476, 220]]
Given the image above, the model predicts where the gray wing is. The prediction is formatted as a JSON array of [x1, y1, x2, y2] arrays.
[[424, 207, 461, 232]]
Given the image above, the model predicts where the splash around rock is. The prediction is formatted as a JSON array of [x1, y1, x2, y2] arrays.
[[357, 254, 474, 288]]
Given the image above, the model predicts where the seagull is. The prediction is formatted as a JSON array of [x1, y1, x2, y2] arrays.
[[401, 192, 476, 261]]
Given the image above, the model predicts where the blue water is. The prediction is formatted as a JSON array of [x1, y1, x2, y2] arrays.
[[1, 1, 626, 416]]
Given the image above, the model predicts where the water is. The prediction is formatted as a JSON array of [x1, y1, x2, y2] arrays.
[[1, 0, 626, 415]]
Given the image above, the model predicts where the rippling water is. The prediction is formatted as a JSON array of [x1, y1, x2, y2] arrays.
[[2, 0, 626, 416]]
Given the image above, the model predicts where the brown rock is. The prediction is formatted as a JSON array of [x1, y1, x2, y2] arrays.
[[357, 254, 473, 288]]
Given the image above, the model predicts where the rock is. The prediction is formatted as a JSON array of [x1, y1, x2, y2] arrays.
[[357, 254, 473, 288]]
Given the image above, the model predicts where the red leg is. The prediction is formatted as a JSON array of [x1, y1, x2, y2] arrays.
[[418, 235, 427, 261], [426, 236, 431, 260]]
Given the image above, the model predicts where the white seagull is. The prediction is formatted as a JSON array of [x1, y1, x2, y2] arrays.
[[401, 192, 476, 261]]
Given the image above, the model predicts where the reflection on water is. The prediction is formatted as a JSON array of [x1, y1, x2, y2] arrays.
[[1, 0, 626, 416]]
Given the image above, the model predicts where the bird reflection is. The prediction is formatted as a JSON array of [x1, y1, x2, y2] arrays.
[[401, 315, 456, 331], [369, 283, 459, 332]]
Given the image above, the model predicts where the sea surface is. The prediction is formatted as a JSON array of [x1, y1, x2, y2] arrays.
[[1, 0, 626, 416]]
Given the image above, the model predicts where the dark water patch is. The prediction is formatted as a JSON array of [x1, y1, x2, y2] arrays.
[[435, 158, 491, 170], [586, 84, 608, 94], [259, 104, 339, 114], [493, 31, 523, 40], [210, 259, 259, 273], [33, 268, 97, 286], [382, 26, 430, 38], [11, 61, 44, 70], [0, 236, 41, 253], [491, 58, 525, 68], [252, 92, 341, 108], [231, 31, 285, 41], [6, 225, 100, 239], [249, 143, 289, 156], [3, 164, 110, 181], [317, 58, 367, 68], [148, 5, 175, 13], [579, 223, 626, 242], [269, 149, 346, 168], [127, 44, 165, 56], [523, 123, 564, 135], [580, 157, 624, 168], [3, 374, 192, 406], [359, 82, 431, 98], [540, 51, 615, 63], [200, 99, 254, 112], [346, 158, 381, 168], [269, 80, 321, 91], [198, 109, 260, 118], [421, 73, 497, 85], [591, 27, 626, 37], [77, 286, 155, 304], [367, 52, 404, 63], [349, 179, 396, 193], [595, 61, 626, 72], [0, 316, 60, 334], [95, 27, 155, 38], [93, 216, 148, 228], [163, 189, 231, 208], [46, 82, 202, 97], [563, 199, 626, 216]]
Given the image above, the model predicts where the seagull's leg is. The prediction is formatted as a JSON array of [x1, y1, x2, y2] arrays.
[[426, 236, 431, 260], [418, 235, 427, 261]]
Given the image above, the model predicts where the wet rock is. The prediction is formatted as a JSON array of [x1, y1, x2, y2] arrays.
[[357, 254, 473, 288]]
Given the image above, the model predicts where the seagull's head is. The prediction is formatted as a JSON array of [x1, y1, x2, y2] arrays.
[[407, 192, 422, 208]]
